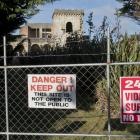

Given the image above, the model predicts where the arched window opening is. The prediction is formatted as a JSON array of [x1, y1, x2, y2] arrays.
[[42, 44, 51, 54], [66, 22, 73, 33], [30, 44, 42, 55]]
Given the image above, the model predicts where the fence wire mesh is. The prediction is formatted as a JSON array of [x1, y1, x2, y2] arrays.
[[110, 64, 140, 135], [1, 63, 140, 139], [111, 138, 140, 140], [0, 135, 6, 140], [5, 54, 107, 66], [0, 69, 6, 132], [7, 65, 107, 134], [9, 135, 108, 140]]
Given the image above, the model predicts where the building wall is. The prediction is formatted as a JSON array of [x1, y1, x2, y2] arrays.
[[11, 10, 84, 53], [52, 14, 83, 36], [20, 26, 28, 37]]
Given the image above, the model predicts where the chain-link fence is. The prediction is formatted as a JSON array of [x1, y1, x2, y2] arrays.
[[9, 135, 109, 140], [110, 64, 140, 135], [0, 68, 6, 132], [7, 65, 107, 134], [0, 35, 140, 140], [1, 63, 140, 140]]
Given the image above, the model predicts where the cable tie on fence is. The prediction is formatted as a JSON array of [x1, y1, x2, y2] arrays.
[[107, 61, 111, 64]]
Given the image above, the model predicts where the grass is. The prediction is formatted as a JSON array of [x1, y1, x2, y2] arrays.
[[41, 104, 140, 140], [51, 105, 108, 134]]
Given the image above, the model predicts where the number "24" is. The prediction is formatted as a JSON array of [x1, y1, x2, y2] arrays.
[[125, 80, 140, 88]]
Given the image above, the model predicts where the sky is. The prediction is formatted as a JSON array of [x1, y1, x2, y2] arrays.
[[26, 0, 140, 35]]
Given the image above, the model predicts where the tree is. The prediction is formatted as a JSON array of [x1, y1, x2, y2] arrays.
[[117, 0, 140, 22], [0, 0, 57, 37], [86, 12, 94, 39]]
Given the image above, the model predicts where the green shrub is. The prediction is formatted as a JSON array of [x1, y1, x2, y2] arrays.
[[96, 34, 140, 116]]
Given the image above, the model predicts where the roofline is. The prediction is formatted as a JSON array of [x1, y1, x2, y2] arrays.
[[52, 9, 84, 18]]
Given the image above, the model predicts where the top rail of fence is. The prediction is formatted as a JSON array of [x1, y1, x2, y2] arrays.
[[0, 61, 140, 69]]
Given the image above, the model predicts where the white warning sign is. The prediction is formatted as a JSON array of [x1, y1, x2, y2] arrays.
[[28, 74, 76, 109]]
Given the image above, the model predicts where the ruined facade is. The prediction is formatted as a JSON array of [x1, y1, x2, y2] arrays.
[[11, 9, 84, 53], [52, 9, 84, 36]]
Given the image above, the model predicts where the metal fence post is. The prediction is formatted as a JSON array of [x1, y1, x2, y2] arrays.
[[107, 28, 111, 140], [3, 36, 9, 140]]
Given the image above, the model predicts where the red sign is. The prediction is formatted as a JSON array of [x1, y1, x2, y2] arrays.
[[120, 77, 140, 123]]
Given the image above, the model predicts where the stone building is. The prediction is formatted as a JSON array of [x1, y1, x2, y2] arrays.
[[11, 9, 84, 53], [52, 9, 84, 36]]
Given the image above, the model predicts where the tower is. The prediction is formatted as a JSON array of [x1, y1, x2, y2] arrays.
[[52, 9, 84, 36]]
